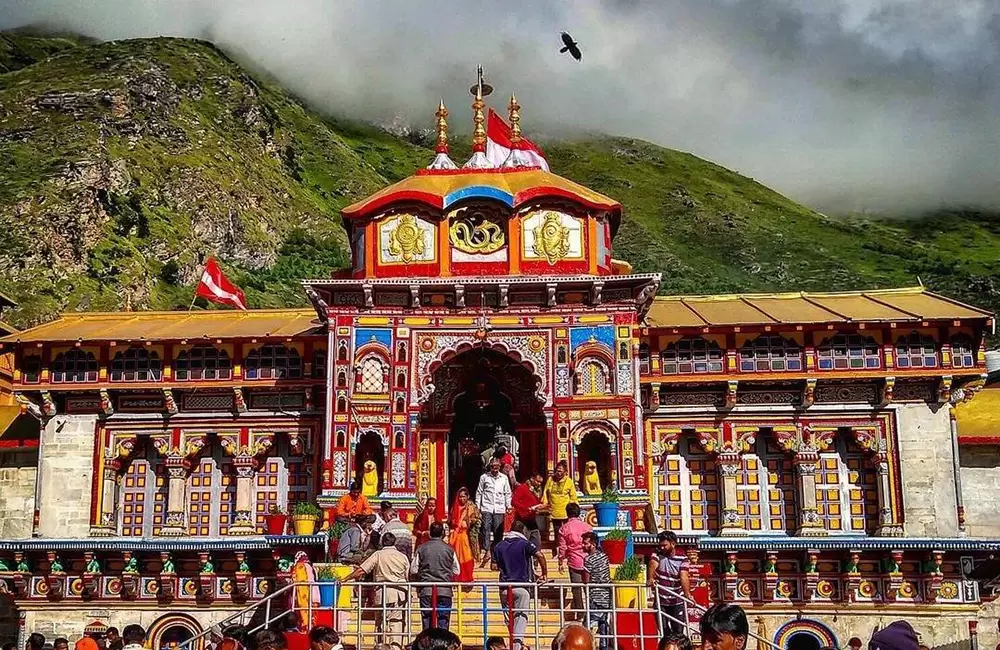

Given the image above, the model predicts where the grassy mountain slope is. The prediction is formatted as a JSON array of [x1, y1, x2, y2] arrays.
[[0, 35, 997, 330]]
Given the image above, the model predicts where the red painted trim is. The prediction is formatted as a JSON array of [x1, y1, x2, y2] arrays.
[[343, 191, 444, 218], [959, 436, 1000, 445], [515, 186, 621, 213], [0, 439, 39, 448]]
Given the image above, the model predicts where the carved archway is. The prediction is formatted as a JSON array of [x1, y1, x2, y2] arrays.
[[413, 331, 552, 406], [422, 345, 548, 500]]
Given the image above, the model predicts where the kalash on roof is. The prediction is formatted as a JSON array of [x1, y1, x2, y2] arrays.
[[335, 69, 630, 281]]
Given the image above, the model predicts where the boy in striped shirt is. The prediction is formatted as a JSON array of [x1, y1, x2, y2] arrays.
[[581, 532, 612, 650]]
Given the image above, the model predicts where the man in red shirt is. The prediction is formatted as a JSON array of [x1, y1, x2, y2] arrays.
[[512, 472, 548, 550]]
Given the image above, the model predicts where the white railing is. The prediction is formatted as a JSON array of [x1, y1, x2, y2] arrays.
[[178, 580, 782, 650]]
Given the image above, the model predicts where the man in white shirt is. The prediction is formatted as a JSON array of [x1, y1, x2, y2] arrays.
[[476, 458, 512, 568]]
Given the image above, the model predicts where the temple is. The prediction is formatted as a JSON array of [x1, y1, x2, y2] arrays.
[[0, 75, 998, 650]]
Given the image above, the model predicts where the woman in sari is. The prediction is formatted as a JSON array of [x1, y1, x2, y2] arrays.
[[448, 488, 477, 582], [413, 496, 438, 547], [290, 551, 320, 628]]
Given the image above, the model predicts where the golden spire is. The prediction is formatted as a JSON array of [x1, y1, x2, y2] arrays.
[[435, 99, 449, 154], [471, 81, 486, 153], [508, 94, 522, 147]]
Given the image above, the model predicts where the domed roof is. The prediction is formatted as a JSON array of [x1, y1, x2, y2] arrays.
[[342, 167, 622, 235]]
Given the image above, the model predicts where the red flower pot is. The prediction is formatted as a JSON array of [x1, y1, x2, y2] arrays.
[[266, 514, 288, 535], [604, 539, 627, 564]]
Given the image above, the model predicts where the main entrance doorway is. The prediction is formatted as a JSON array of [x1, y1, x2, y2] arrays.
[[422, 346, 546, 502]]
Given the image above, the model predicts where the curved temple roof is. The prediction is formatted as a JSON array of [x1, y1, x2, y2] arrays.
[[342, 167, 622, 234]]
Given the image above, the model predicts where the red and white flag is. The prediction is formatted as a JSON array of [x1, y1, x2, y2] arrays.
[[195, 257, 248, 310], [485, 109, 550, 171]]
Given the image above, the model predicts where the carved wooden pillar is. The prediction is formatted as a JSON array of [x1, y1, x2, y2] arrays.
[[160, 463, 190, 536], [793, 451, 826, 536], [873, 456, 902, 536], [718, 451, 744, 536], [92, 436, 138, 537], [230, 459, 257, 536]]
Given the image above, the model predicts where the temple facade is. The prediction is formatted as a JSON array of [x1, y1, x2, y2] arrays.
[[0, 82, 998, 650]]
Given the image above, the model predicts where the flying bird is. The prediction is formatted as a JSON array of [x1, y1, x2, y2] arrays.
[[560, 32, 582, 61]]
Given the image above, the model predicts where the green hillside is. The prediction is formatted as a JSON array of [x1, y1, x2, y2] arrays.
[[0, 35, 997, 330]]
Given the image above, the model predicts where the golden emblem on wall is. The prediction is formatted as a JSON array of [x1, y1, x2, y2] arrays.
[[388, 214, 427, 263], [532, 211, 571, 264], [449, 217, 505, 254]]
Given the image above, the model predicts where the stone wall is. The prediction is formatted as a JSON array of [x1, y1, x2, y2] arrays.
[[36, 414, 98, 538], [894, 403, 960, 537], [959, 444, 1000, 538], [0, 449, 38, 539]]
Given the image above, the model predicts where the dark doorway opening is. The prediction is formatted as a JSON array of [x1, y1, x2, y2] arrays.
[[787, 633, 821, 650]]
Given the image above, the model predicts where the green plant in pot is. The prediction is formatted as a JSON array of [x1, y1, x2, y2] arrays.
[[612, 555, 647, 609], [594, 485, 621, 527], [601, 528, 631, 564], [265, 504, 288, 535], [316, 565, 339, 607], [291, 502, 322, 535]]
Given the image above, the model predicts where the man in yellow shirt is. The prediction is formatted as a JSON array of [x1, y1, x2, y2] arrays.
[[542, 460, 579, 555]]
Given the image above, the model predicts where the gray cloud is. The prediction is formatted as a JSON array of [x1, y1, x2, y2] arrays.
[[2, 0, 999, 214]]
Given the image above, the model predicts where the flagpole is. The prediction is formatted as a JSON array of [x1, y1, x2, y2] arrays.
[[189, 261, 203, 311]]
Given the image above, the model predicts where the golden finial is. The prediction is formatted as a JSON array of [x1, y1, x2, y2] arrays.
[[508, 94, 522, 146], [471, 82, 486, 153], [435, 99, 449, 154]]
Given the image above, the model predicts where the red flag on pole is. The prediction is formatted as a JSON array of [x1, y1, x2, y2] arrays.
[[195, 257, 248, 310]]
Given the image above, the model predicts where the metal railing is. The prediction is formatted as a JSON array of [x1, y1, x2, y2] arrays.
[[179, 580, 677, 650], [177, 580, 782, 650]]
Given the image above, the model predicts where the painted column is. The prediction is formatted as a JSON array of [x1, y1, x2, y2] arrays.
[[718, 451, 744, 536], [229, 459, 258, 535], [159, 463, 189, 536], [92, 463, 120, 536], [873, 458, 903, 536], [793, 451, 826, 536]]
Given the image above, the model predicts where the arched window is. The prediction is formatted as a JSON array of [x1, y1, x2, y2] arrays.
[[396, 370, 406, 388], [110, 347, 162, 382], [21, 355, 41, 384], [337, 341, 349, 362], [175, 345, 231, 381], [575, 357, 611, 395], [739, 335, 802, 372], [814, 433, 878, 534], [312, 349, 327, 379], [51, 349, 98, 383], [736, 436, 796, 534], [895, 332, 938, 369], [817, 333, 881, 370], [336, 369, 348, 388], [396, 342, 407, 363], [656, 437, 719, 534], [661, 338, 724, 374], [950, 335, 976, 369], [356, 354, 388, 394], [245, 344, 302, 380]]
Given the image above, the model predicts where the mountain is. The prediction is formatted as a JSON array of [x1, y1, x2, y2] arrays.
[[1, 35, 998, 330]]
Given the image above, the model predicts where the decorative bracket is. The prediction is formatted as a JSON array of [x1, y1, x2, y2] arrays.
[[546, 283, 557, 307], [163, 388, 178, 415], [40, 391, 56, 417], [15, 394, 43, 420], [233, 388, 247, 414], [362, 283, 374, 308], [590, 281, 604, 306], [881, 376, 896, 406], [938, 375, 953, 404], [454, 283, 465, 308], [498, 284, 509, 308], [409, 284, 420, 308], [802, 379, 817, 409], [725, 380, 738, 410], [99, 389, 114, 416]]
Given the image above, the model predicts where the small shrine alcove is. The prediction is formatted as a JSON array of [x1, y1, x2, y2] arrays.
[[354, 430, 385, 495], [577, 427, 614, 492]]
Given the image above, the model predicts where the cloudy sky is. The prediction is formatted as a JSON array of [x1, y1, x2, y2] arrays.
[[2, 0, 999, 214]]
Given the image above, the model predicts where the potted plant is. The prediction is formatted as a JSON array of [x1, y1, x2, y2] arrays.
[[326, 520, 349, 559], [613, 555, 646, 609], [594, 485, 620, 527], [316, 565, 339, 608], [602, 528, 630, 564], [266, 505, 288, 535], [291, 502, 322, 535]]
